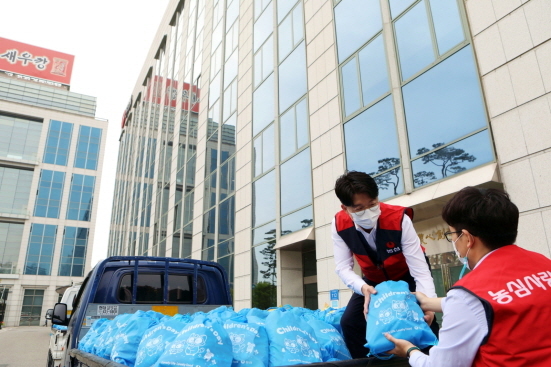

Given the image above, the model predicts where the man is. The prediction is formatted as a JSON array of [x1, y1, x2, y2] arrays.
[[332, 171, 438, 358], [385, 187, 551, 366]]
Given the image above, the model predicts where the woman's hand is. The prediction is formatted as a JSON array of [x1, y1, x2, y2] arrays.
[[384, 333, 418, 358], [361, 284, 377, 317]]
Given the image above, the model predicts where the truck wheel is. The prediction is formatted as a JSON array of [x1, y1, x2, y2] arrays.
[[47, 350, 54, 367]]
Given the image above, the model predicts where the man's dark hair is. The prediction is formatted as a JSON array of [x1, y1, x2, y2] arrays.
[[442, 187, 519, 250], [334, 171, 379, 206]]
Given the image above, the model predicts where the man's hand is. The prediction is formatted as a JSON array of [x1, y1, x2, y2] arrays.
[[361, 284, 377, 317], [384, 333, 417, 358], [414, 291, 443, 313]]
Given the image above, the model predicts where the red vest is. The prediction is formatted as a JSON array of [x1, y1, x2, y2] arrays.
[[452, 245, 551, 366], [335, 202, 414, 284]]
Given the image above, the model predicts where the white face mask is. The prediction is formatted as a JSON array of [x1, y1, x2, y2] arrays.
[[350, 204, 381, 229], [452, 233, 470, 278]]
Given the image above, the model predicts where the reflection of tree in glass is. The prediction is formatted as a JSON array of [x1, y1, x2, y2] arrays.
[[413, 171, 436, 187], [369, 158, 400, 195], [252, 229, 280, 309], [301, 219, 313, 228], [415, 142, 476, 182]]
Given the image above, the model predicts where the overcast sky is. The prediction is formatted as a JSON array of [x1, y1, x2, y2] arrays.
[[0, 0, 170, 265]]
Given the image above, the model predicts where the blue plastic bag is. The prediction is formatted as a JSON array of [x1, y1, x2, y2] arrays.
[[111, 310, 162, 366], [94, 313, 133, 359], [224, 317, 269, 367], [78, 318, 108, 353], [305, 316, 351, 362], [365, 280, 438, 358], [135, 313, 190, 367], [155, 314, 233, 367], [265, 308, 323, 366]]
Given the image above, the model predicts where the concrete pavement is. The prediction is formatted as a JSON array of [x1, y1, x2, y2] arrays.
[[0, 326, 51, 367]]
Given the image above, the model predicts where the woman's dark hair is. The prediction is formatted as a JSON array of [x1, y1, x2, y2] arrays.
[[442, 187, 519, 250], [334, 171, 379, 206]]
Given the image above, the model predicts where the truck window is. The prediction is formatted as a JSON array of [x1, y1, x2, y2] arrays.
[[118, 273, 207, 304], [168, 274, 206, 303]]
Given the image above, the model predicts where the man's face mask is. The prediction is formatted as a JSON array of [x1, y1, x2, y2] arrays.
[[350, 204, 381, 229], [452, 233, 470, 278]]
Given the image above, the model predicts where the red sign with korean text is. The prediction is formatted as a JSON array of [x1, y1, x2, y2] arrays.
[[0, 37, 74, 85], [145, 76, 200, 113]]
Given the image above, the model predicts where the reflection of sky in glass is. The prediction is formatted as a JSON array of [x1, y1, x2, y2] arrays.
[[335, 0, 382, 63], [253, 220, 276, 245], [430, 0, 464, 55], [389, 0, 416, 19], [411, 130, 494, 188], [342, 58, 360, 116], [358, 35, 389, 106], [403, 46, 488, 158], [277, 0, 298, 23], [296, 99, 308, 149], [395, 1, 434, 80], [254, 4, 273, 52], [280, 148, 312, 215], [279, 42, 307, 113], [344, 96, 400, 174], [280, 107, 295, 160], [224, 50, 238, 88], [253, 75, 275, 136], [281, 205, 313, 235], [374, 167, 404, 201], [253, 170, 276, 226], [263, 124, 275, 173]]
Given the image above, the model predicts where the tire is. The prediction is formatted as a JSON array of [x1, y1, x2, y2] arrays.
[[47, 350, 54, 367]]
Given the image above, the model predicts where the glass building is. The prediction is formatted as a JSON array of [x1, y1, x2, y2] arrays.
[[0, 44, 106, 326], [109, 0, 551, 311]]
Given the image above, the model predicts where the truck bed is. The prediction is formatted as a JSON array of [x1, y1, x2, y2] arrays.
[[69, 349, 410, 367]]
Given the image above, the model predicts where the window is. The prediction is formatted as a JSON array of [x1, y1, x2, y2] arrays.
[[20, 289, 44, 326], [34, 170, 65, 218], [253, 124, 275, 177], [254, 36, 274, 88], [278, 2, 304, 61], [254, 1, 273, 52], [74, 125, 102, 170], [0, 166, 33, 216], [66, 174, 95, 221], [253, 74, 275, 136], [278, 42, 307, 113], [280, 148, 312, 216], [334, 0, 382, 62], [343, 96, 403, 200], [0, 222, 23, 274], [58, 227, 89, 277], [118, 273, 207, 304], [43, 120, 73, 166], [252, 170, 276, 227], [0, 113, 42, 162], [24, 224, 56, 276], [280, 98, 308, 161]]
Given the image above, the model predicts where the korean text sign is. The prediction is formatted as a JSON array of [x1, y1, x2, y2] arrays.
[[0, 37, 74, 85]]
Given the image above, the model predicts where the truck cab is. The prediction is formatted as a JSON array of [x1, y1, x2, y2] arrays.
[[51, 256, 232, 367]]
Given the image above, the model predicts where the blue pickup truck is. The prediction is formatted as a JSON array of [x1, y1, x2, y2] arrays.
[[51, 256, 232, 367]]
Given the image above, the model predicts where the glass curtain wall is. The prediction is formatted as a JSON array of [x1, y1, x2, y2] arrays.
[[251, 0, 313, 309], [335, 0, 494, 199], [200, 0, 237, 292]]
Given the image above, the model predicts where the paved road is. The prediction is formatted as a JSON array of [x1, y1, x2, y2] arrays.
[[0, 326, 51, 367]]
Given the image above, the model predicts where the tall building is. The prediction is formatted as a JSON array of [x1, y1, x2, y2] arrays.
[[109, 0, 551, 311], [0, 38, 107, 326]]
